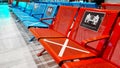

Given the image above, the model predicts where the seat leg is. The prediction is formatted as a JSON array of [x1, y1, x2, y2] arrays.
[[29, 36, 35, 42], [15, 19, 20, 23], [37, 49, 46, 57]]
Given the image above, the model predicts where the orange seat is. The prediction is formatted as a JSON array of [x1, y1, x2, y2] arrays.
[[62, 20, 120, 68], [39, 8, 119, 65], [101, 3, 120, 10], [29, 6, 78, 40]]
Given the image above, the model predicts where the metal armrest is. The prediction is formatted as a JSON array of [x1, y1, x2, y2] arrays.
[[40, 17, 55, 25], [32, 13, 43, 15], [80, 35, 110, 46], [40, 17, 55, 21]]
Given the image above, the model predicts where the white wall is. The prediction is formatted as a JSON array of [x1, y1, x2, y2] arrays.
[[105, 0, 120, 3]]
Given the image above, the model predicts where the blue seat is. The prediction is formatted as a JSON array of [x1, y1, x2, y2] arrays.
[[12, 2, 27, 13], [11, 1, 17, 7], [14, 2, 35, 18], [82, 2, 98, 8], [17, 3, 47, 22], [61, 2, 71, 6], [30, 3, 47, 19], [55, 2, 63, 6], [49, 2, 57, 5], [23, 4, 58, 28], [18, 2, 27, 11], [24, 2, 35, 14], [70, 2, 82, 7]]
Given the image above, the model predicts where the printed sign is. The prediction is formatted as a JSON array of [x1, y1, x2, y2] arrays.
[[80, 11, 105, 31], [46, 6, 53, 16], [34, 3, 39, 10]]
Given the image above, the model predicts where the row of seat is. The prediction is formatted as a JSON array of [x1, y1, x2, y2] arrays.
[[41, 1, 98, 8], [10, 1, 98, 35], [10, 2, 120, 68], [39, 0, 69, 2], [11, 1, 98, 8], [11, 2, 58, 28], [31, 6, 120, 68], [10, 1, 98, 29]]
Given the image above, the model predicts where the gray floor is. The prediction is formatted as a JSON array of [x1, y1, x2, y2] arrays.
[[0, 11, 37, 68]]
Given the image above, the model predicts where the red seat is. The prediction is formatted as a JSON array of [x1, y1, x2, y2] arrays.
[[61, 19, 120, 68], [101, 3, 120, 10], [39, 8, 119, 65], [29, 6, 78, 40], [62, 58, 118, 68]]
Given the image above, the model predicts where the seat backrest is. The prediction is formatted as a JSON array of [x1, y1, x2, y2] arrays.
[[82, 2, 98, 8], [42, 4, 58, 24], [24, 2, 34, 14], [11, 1, 17, 7], [102, 17, 120, 67], [31, 3, 47, 19], [101, 3, 120, 10], [54, 2, 62, 5], [18, 2, 27, 10], [69, 8, 119, 54], [70, 2, 82, 7], [61, 2, 71, 6], [50, 6, 78, 36]]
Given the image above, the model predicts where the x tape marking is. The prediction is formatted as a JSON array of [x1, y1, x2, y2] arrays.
[[43, 39, 90, 57]]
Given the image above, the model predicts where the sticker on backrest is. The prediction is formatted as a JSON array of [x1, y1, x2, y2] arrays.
[[46, 6, 53, 16], [80, 11, 105, 31], [34, 3, 39, 10]]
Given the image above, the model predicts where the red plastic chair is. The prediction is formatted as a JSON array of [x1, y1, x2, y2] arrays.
[[29, 6, 78, 40], [61, 18, 120, 68], [39, 8, 119, 65], [101, 3, 120, 10]]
